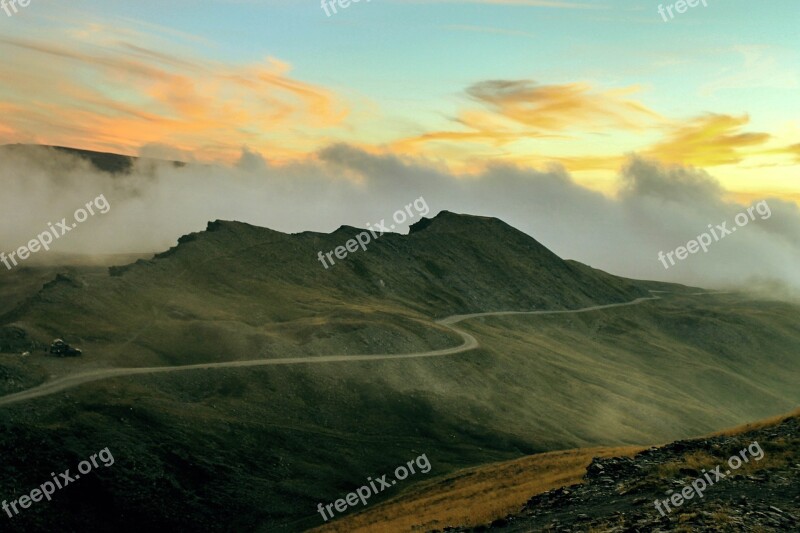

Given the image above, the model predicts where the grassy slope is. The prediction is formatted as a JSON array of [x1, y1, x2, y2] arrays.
[[333, 409, 800, 533], [0, 293, 797, 531], [311, 445, 646, 533], [0, 215, 798, 532]]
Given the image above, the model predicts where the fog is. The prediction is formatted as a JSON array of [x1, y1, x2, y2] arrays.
[[1, 145, 798, 297]]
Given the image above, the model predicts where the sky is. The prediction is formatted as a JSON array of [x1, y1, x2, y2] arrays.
[[1, 0, 799, 295], [0, 0, 797, 201]]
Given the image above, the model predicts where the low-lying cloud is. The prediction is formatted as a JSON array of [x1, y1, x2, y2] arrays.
[[1, 144, 798, 297]]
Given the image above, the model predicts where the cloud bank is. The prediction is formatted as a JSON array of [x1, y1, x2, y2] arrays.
[[1, 145, 798, 297]]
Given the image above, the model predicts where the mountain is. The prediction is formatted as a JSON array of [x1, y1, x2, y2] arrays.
[[0, 144, 183, 174], [0, 213, 798, 532], [2, 212, 650, 369]]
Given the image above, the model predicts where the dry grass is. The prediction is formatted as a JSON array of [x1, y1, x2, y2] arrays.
[[312, 411, 799, 533], [654, 450, 718, 479], [712, 407, 800, 437], [311, 445, 643, 533], [710, 510, 733, 525]]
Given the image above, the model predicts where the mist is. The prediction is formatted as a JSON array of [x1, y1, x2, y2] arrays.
[[1, 144, 798, 297]]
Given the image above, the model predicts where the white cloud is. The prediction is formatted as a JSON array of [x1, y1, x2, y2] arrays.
[[1, 144, 798, 297]]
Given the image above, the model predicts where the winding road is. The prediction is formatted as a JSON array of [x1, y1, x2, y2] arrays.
[[0, 296, 660, 407]]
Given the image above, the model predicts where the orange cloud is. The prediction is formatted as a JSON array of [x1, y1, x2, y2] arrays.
[[464, 80, 661, 131], [0, 33, 348, 161], [646, 114, 770, 167], [388, 80, 792, 181], [776, 142, 800, 163], [392, 80, 660, 153]]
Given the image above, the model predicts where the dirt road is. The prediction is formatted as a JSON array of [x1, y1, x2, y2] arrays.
[[0, 296, 659, 407]]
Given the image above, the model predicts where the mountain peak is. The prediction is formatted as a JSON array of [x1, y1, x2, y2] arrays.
[[409, 210, 507, 234]]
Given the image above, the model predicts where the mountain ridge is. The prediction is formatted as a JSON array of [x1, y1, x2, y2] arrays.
[[0, 143, 183, 173]]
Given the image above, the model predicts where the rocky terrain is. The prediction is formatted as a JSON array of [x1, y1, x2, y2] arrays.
[[449, 413, 799, 532]]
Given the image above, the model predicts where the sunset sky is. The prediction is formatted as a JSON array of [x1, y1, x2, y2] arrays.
[[0, 0, 798, 203]]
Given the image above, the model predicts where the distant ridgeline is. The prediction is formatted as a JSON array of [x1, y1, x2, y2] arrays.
[[0, 144, 185, 174]]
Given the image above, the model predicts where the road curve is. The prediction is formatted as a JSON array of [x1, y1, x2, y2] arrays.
[[0, 296, 660, 407]]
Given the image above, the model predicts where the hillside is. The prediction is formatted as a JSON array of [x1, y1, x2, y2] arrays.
[[322, 410, 799, 532], [470, 409, 800, 532], [0, 214, 798, 532], [1, 212, 649, 372]]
